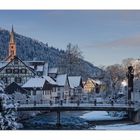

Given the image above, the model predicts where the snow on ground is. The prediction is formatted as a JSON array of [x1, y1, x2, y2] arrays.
[[80, 111, 123, 121], [80, 111, 140, 130], [96, 123, 140, 130]]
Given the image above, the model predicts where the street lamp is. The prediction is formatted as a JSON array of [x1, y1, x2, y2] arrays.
[[33, 87, 36, 106], [40, 88, 43, 104], [76, 88, 80, 106], [126, 66, 134, 106]]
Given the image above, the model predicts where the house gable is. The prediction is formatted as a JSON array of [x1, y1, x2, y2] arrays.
[[0, 56, 36, 86]]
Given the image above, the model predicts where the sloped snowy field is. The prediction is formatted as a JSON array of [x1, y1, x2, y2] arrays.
[[80, 111, 140, 130], [80, 111, 124, 121], [96, 123, 140, 130]]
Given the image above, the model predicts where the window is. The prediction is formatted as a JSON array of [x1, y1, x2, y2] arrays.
[[78, 88, 82, 93], [58, 87, 60, 91], [52, 87, 56, 92], [37, 71, 43, 76], [6, 69, 12, 74], [15, 77, 21, 83], [1, 77, 8, 83], [13, 69, 19, 74], [20, 69, 27, 74]]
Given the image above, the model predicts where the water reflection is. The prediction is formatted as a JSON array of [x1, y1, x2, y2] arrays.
[[21, 111, 95, 130]]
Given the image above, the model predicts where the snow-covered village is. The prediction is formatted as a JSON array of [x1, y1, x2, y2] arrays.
[[1, 10, 140, 130]]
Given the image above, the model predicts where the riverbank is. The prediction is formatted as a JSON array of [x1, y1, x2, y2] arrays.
[[20, 111, 92, 130], [19, 111, 140, 130]]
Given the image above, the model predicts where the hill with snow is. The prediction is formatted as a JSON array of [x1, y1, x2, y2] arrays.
[[0, 28, 103, 79]]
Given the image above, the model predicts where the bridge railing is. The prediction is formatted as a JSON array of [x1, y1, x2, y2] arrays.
[[18, 102, 136, 108], [11, 98, 140, 109]]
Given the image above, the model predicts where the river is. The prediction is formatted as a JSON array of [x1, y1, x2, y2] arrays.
[[19, 111, 140, 130]]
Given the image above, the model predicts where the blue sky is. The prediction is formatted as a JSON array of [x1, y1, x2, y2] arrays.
[[0, 10, 140, 66]]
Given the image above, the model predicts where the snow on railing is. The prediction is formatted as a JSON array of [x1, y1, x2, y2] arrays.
[[17, 102, 135, 108]]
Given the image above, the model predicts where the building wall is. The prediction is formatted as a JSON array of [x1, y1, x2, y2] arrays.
[[84, 80, 95, 93], [0, 58, 35, 86]]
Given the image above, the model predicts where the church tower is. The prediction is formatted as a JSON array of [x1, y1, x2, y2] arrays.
[[7, 26, 16, 61]]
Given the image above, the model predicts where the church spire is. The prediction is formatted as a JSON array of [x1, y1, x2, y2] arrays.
[[7, 26, 16, 61], [10, 25, 15, 43]]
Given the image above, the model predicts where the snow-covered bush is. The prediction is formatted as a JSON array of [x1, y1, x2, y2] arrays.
[[0, 81, 21, 130]]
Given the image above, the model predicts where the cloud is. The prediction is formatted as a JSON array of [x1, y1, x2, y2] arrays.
[[84, 34, 140, 49], [106, 35, 140, 48]]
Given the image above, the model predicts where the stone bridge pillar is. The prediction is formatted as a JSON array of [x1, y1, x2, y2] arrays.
[[56, 111, 61, 127], [128, 110, 140, 123]]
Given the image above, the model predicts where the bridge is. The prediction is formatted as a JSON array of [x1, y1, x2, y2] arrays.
[[13, 102, 140, 126], [1, 99, 140, 126], [17, 103, 136, 112]]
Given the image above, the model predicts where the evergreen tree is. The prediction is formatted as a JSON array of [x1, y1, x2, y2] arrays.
[[0, 81, 19, 130]]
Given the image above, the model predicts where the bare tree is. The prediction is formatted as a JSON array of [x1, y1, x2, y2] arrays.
[[105, 64, 125, 98], [122, 58, 140, 78], [59, 43, 83, 76], [122, 58, 134, 71]]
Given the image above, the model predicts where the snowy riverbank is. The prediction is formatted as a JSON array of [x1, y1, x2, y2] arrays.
[[80, 111, 124, 121], [96, 123, 140, 130], [19, 111, 140, 130], [80, 111, 140, 130]]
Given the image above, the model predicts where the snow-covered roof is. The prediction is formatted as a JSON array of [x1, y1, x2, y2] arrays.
[[48, 68, 58, 74], [29, 66, 34, 69], [37, 65, 44, 71], [87, 78, 103, 85], [22, 77, 46, 88], [24, 60, 45, 63], [56, 74, 67, 86], [43, 76, 57, 85], [68, 76, 82, 88], [22, 76, 57, 89], [94, 79, 102, 85]]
